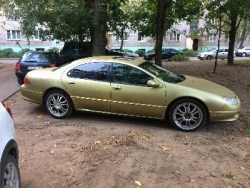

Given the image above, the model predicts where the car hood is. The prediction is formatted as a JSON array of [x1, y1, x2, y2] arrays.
[[179, 75, 236, 97]]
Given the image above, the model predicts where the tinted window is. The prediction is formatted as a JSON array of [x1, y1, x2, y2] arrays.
[[21, 52, 52, 62], [67, 62, 110, 82], [112, 63, 152, 86]]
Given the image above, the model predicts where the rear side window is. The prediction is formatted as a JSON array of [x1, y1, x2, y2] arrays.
[[67, 62, 110, 82], [21, 52, 51, 62]]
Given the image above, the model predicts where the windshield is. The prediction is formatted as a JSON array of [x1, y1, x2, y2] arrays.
[[207, 48, 217, 52], [139, 62, 185, 83]]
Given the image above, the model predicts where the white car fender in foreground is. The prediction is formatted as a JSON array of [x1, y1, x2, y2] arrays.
[[0, 103, 15, 158]]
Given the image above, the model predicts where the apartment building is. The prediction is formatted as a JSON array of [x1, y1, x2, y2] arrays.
[[1, 7, 247, 53]]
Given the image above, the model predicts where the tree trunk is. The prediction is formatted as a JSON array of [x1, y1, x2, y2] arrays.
[[228, 17, 237, 65], [155, 0, 171, 67], [239, 20, 248, 48], [213, 6, 222, 74], [91, 0, 107, 56]]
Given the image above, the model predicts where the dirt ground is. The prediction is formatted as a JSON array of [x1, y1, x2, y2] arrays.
[[3, 60, 250, 188]]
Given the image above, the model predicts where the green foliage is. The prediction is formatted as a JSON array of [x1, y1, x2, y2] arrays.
[[48, 47, 59, 53], [0, 48, 28, 58], [169, 54, 189, 61], [146, 49, 155, 53], [0, 48, 14, 57], [135, 50, 145, 57], [123, 49, 133, 53], [182, 48, 198, 57]]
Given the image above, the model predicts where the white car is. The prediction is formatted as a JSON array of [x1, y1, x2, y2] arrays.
[[197, 48, 229, 60], [0, 102, 20, 188], [235, 46, 250, 57]]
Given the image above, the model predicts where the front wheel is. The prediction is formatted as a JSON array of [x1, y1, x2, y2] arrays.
[[45, 90, 73, 119], [242, 53, 247, 57], [206, 56, 212, 60], [168, 99, 208, 132], [0, 155, 21, 188]]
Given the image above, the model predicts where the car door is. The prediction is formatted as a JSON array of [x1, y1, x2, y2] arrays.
[[218, 49, 227, 59], [61, 62, 111, 112], [110, 62, 166, 118]]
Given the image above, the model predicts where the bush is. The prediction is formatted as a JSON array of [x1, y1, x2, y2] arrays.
[[123, 49, 134, 53], [182, 48, 198, 57], [0, 48, 15, 57], [135, 50, 145, 56], [48, 47, 59, 53], [146, 49, 155, 53], [169, 54, 189, 61]]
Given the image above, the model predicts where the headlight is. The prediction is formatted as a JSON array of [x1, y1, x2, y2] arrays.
[[224, 97, 238, 106]]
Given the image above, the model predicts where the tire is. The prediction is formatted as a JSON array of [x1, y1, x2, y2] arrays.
[[45, 89, 73, 119], [242, 53, 247, 57], [206, 56, 212, 60], [0, 154, 21, 188], [17, 78, 24, 85], [168, 98, 208, 132]]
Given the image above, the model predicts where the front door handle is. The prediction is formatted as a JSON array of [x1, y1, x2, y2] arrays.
[[112, 85, 121, 90]]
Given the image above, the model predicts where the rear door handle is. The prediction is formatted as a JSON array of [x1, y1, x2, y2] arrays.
[[112, 85, 121, 90], [67, 80, 75, 85]]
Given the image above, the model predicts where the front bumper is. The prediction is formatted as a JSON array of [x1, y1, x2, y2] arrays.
[[209, 111, 240, 122]]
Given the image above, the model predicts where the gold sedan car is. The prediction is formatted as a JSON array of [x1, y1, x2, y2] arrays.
[[21, 56, 240, 131]]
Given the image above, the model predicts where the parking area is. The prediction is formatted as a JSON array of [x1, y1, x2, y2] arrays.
[[3, 60, 250, 188]]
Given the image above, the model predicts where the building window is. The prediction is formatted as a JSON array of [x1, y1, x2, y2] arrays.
[[5, 10, 20, 20], [116, 32, 128, 40], [210, 18, 216, 25], [7, 30, 21, 40], [170, 31, 181, 41], [138, 33, 145, 42], [207, 34, 217, 42], [35, 30, 42, 40]]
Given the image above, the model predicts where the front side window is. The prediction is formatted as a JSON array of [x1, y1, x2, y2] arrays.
[[7, 30, 21, 40], [67, 62, 110, 82], [139, 62, 185, 83], [112, 63, 152, 86]]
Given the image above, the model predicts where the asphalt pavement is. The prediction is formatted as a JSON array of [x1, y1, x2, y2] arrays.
[[0, 58, 20, 102]]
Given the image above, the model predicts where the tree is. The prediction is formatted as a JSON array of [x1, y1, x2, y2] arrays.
[[6, 0, 126, 55], [134, 0, 202, 66], [203, 0, 250, 65]]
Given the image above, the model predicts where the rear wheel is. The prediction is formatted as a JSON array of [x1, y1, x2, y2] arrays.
[[45, 90, 73, 118], [0, 154, 21, 188], [206, 56, 212, 60], [17, 78, 23, 85], [168, 98, 208, 132]]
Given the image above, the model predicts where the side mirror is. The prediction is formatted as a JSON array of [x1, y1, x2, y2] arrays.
[[147, 80, 160, 88]]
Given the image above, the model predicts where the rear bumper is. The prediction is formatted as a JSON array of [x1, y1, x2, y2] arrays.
[[209, 111, 240, 122]]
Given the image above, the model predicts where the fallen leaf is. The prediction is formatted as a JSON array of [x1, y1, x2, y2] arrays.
[[135, 180, 142, 187], [210, 172, 218, 178], [162, 146, 172, 151], [95, 141, 102, 144], [37, 114, 44, 118]]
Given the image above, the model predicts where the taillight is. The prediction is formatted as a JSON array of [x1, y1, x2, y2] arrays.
[[1, 102, 12, 118], [24, 77, 31, 85], [51, 63, 56, 67], [15, 63, 21, 72]]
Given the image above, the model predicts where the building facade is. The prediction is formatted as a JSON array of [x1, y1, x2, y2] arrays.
[[1, 7, 249, 53]]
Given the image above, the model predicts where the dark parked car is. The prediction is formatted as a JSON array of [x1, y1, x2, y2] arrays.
[[15, 50, 62, 85], [60, 41, 91, 63], [60, 42, 124, 63], [144, 48, 183, 61]]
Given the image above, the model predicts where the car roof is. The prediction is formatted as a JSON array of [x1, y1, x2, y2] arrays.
[[71, 56, 146, 66]]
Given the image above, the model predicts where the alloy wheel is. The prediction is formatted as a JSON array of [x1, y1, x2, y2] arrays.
[[4, 162, 20, 188]]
